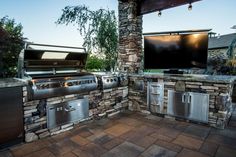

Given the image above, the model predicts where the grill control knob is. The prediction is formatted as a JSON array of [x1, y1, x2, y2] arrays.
[[110, 79, 113, 82], [67, 82, 73, 86], [40, 84, 44, 89], [106, 79, 109, 82], [41, 84, 48, 89]]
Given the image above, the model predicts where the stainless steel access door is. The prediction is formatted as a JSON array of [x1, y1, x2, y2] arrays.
[[167, 90, 191, 118], [47, 98, 89, 129], [188, 92, 209, 123], [167, 90, 209, 123]]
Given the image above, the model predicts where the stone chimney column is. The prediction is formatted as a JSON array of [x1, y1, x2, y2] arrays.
[[118, 0, 143, 74]]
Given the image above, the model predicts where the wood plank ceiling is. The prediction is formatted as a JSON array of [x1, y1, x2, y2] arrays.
[[121, 0, 202, 15]]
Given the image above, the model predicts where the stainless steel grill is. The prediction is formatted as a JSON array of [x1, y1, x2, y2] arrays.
[[18, 43, 98, 100]]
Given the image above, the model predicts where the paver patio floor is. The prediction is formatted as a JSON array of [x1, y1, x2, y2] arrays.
[[1, 109, 236, 157]]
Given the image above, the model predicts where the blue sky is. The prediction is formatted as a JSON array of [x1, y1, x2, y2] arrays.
[[0, 0, 236, 47]]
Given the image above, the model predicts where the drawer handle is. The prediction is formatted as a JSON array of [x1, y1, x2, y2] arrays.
[[64, 107, 76, 112], [188, 95, 192, 104], [182, 94, 186, 103]]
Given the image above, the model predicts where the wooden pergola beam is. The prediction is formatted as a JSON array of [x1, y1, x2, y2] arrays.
[[119, 0, 202, 15], [140, 0, 201, 15]]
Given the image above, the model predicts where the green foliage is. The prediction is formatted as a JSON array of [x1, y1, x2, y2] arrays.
[[57, 5, 118, 71], [85, 55, 106, 71], [0, 16, 24, 78]]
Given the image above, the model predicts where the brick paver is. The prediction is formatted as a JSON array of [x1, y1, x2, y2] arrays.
[[101, 141, 144, 157], [177, 148, 210, 157], [172, 134, 204, 150], [0, 111, 235, 157], [200, 141, 219, 156], [215, 146, 236, 157], [141, 145, 177, 157]]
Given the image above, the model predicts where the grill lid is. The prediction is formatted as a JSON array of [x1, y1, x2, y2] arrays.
[[18, 43, 88, 78], [24, 43, 87, 68]]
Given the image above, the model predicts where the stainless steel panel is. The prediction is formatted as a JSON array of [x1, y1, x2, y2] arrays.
[[30, 83, 97, 100], [188, 92, 209, 123], [101, 75, 119, 89], [0, 87, 23, 148], [167, 90, 191, 118], [29, 74, 98, 100], [47, 98, 89, 129]]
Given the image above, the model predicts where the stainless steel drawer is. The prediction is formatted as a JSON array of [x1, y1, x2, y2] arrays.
[[147, 82, 164, 113]]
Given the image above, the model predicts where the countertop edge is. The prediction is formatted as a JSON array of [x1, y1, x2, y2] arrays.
[[128, 74, 236, 84], [0, 78, 28, 88]]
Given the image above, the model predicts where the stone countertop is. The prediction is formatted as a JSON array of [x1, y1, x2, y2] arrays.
[[129, 73, 236, 84], [0, 78, 27, 88]]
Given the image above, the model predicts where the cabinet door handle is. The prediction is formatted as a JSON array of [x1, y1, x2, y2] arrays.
[[188, 95, 192, 104], [182, 94, 186, 103], [64, 107, 76, 112]]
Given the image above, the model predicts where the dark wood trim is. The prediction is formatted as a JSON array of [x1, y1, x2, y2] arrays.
[[140, 0, 202, 15], [208, 47, 228, 50], [143, 29, 211, 36]]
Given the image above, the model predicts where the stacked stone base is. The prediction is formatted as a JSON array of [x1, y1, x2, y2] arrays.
[[22, 74, 235, 143], [128, 75, 234, 129], [23, 86, 128, 142]]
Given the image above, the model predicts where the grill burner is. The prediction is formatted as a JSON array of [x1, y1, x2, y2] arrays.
[[18, 43, 97, 100], [28, 73, 97, 100]]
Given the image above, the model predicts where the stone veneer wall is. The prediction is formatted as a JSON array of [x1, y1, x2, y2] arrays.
[[118, 0, 143, 73], [22, 86, 128, 142], [128, 75, 234, 129], [20, 75, 234, 142]]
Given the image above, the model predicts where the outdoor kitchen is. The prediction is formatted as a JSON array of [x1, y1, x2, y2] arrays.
[[1, 0, 236, 157], [14, 43, 129, 143]]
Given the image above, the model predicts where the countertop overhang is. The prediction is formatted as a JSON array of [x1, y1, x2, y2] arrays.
[[129, 73, 236, 84], [0, 78, 27, 88]]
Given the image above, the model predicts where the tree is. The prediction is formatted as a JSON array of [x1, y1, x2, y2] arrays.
[[85, 55, 106, 71], [0, 16, 24, 78], [57, 5, 118, 71]]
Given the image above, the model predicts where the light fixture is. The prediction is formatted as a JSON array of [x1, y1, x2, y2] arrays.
[[158, 11, 162, 17], [188, 3, 192, 11]]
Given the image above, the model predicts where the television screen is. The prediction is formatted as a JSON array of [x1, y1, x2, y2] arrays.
[[144, 33, 208, 69]]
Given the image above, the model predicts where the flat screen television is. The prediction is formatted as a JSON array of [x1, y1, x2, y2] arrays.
[[144, 33, 209, 69]]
